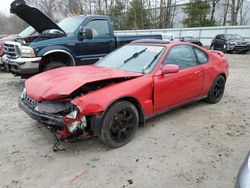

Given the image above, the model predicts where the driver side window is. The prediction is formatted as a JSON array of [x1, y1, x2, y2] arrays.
[[163, 45, 197, 69], [86, 20, 110, 38]]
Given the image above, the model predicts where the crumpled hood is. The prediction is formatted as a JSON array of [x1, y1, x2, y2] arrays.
[[11, 0, 65, 34], [25, 65, 143, 102]]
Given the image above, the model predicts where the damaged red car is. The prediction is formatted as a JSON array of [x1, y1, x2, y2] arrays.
[[19, 40, 229, 148]]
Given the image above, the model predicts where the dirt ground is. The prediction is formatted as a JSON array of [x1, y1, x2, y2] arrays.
[[0, 54, 250, 188]]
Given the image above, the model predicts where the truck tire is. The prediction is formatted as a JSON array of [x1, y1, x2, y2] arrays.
[[43, 61, 66, 72], [98, 101, 139, 148]]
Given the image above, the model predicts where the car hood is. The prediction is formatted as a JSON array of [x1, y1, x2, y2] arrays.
[[25, 65, 143, 102], [10, 0, 65, 34], [228, 39, 248, 45], [0, 35, 16, 42]]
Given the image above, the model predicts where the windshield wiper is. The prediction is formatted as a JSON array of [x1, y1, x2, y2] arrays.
[[142, 49, 164, 73], [116, 48, 148, 68]]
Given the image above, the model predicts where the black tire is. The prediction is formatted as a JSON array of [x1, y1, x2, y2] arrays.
[[43, 61, 66, 72], [206, 75, 226, 104], [99, 101, 139, 148], [210, 44, 214, 50]]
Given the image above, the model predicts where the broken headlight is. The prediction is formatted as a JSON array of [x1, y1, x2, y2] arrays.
[[67, 116, 87, 133], [34, 101, 80, 120], [20, 88, 27, 99], [65, 106, 79, 120]]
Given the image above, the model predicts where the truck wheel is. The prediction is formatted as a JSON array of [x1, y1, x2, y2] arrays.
[[98, 101, 139, 148], [43, 61, 66, 72]]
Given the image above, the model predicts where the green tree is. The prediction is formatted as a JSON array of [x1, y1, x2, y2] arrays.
[[108, 0, 125, 30], [183, 0, 215, 27], [125, 0, 150, 29]]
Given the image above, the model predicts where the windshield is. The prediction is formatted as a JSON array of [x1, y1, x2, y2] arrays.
[[96, 45, 165, 73], [18, 26, 35, 38], [58, 16, 85, 34], [225, 34, 244, 40], [184, 36, 197, 41]]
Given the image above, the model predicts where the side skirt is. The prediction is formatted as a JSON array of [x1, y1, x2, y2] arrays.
[[145, 95, 207, 121]]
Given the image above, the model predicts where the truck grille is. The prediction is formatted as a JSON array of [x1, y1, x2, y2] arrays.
[[4, 41, 20, 58]]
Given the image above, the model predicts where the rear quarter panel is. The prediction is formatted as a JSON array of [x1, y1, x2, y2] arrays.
[[200, 50, 229, 96]]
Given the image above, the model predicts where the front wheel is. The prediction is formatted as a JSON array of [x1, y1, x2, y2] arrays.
[[43, 61, 66, 72], [206, 75, 226, 104], [99, 101, 139, 148]]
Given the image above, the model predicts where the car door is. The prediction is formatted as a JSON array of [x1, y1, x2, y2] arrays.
[[153, 44, 204, 112], [75, 19, 116, 65]]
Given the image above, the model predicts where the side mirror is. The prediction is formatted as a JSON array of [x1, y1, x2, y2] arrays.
[[162, 64, 179, 74], [78, 28, 93, 40]]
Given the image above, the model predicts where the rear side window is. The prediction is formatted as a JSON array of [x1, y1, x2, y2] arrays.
[[194, 48, 208, 64], [163, 45, 197, 69], [86, 20, 110, 37]]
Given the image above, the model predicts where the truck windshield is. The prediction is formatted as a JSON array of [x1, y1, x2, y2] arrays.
[[18, 26, 35, 38], [96, 45, 165, 73], [58, 16, 86, 34]]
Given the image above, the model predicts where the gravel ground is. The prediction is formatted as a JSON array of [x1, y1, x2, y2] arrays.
[[0, 54, 250, 188]]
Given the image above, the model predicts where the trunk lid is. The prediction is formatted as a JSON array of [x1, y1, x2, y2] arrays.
[[11, 0, 65, 34], [25, 65, 143, 102]]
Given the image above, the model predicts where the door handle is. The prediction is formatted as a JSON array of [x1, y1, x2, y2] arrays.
[[193, 71, 201, 75]]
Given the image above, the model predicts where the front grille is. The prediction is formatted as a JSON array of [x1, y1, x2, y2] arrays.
[[23, 95, 37, 109], [236, 42, 247, 46], [4, 42, 20, 58]]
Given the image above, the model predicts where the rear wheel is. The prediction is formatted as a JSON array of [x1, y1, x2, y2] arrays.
[[206, 75, 226, 104], [43, 61, 66, 72], [99, 101, 139, 148]]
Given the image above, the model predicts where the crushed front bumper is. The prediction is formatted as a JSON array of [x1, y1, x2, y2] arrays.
[[19, 98, 65, 128], [2, 55, 41, 75]]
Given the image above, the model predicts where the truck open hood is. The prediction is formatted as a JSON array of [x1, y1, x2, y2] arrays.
[[10, 0, 65, 34], [25, 65, 143, 102]]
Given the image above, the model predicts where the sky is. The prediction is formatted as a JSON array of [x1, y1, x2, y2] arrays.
[[0, 0, 13, 16]]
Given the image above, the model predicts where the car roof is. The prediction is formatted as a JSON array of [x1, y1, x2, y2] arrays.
[[131, 39, 170, 44]]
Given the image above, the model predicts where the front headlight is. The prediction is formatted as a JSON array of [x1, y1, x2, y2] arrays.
[[66, 107, 79, 119], [228, 41, 236, 46], [20, 88, 27, 99], [20, 46, 36, 58]]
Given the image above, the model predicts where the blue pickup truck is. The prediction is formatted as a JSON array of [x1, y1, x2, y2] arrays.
[[2, 0, 162, 78]]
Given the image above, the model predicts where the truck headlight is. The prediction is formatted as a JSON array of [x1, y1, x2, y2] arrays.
[[20, 46, 36, 58]]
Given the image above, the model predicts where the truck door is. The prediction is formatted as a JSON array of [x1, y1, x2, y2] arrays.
[[75, 19, 116, 65]]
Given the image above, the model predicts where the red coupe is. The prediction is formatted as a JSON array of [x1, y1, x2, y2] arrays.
[[19, 40, 229, 148]]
